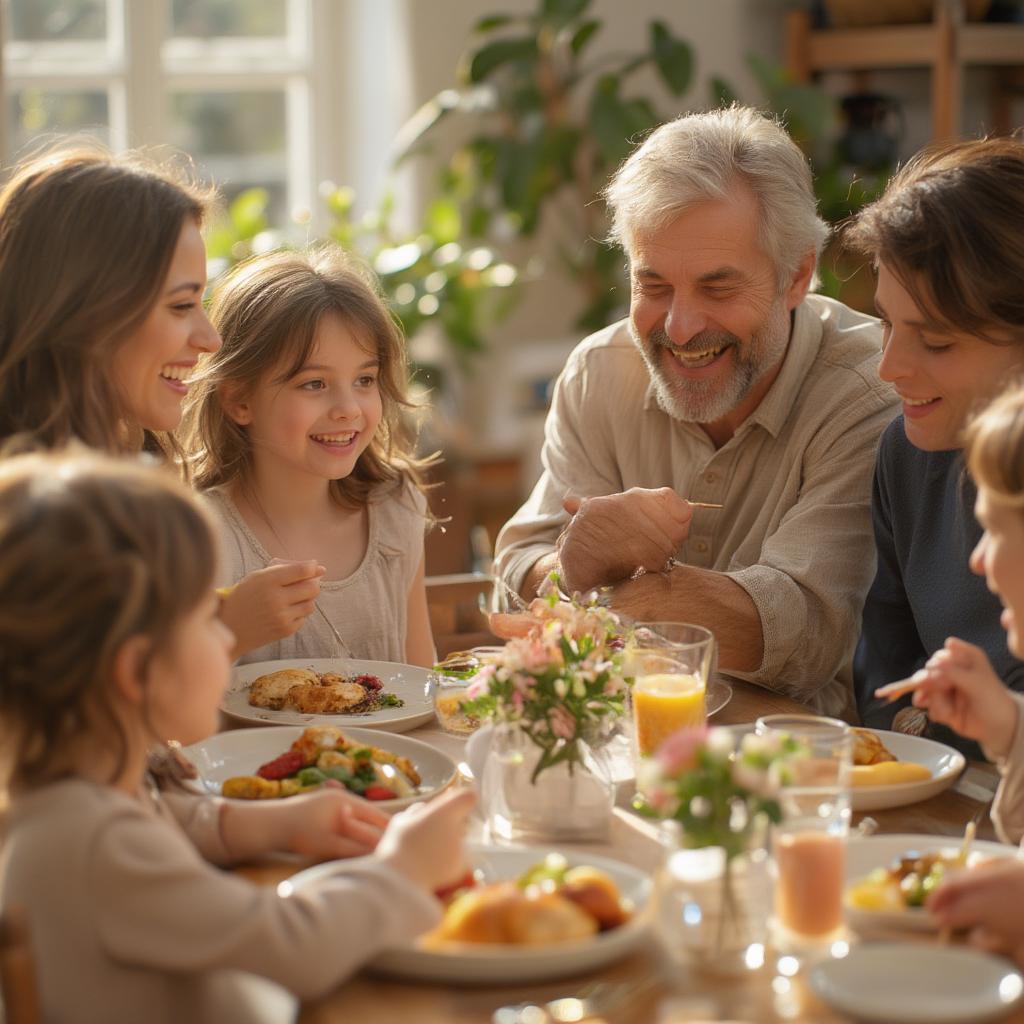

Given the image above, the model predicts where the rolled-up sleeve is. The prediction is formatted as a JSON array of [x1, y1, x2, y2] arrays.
[[725, 392, 894, 715], [494, 343, 623, 594]]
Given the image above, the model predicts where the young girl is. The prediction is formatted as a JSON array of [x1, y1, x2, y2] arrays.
[[874, 384, 1024, 960], [0, 141, 323, 656], [0, 449, 473, 1024], [181, 246, 436, 667]]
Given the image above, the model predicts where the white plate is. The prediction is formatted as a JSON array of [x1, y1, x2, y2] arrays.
[[852, 729, 966, 811], [288, 843, 651, 984], [706, 677, 732, 718], [844, 833, 1021, 935], [182, 726, 457, 812], [810, 943, 1024, 1023], [222, 658, 434, 732]]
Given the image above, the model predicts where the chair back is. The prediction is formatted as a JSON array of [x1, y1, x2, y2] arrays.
[[0, 907, 42, 1024], [425, 573, 497, 657]]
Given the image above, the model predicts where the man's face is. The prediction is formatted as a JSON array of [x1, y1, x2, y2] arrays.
[[628, 185, 799, 431]]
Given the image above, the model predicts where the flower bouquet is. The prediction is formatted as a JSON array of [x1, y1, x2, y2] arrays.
[[460, 574, 630, 841], [634, 726, 803, 971]]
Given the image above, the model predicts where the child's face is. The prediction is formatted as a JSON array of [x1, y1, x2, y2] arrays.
[[971, 488, 1024, 659], [234, 311, 383, 484], [876, 262, 1024, 452], [146, 591, 235, 745], [112, 218, 221, 435]]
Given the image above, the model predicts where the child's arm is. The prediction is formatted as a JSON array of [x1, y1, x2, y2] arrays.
[[404, 555, 437, 668], [220, 559, 325, 657], [876, 637, 1018, 756], [218, 787, 388, 863]]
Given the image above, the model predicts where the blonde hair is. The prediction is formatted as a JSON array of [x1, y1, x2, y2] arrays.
[[966, 384, 1024, 512], [603, 105, 829, 292], [0, 449, 217, 791], [0, 139, 213, 458], [182, 245, 434, 509]]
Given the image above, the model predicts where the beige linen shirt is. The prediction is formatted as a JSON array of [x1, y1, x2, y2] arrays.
[[0, 778, 440, 1024], [494, 295, 898, 716]]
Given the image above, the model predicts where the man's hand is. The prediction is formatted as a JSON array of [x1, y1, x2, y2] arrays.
[[556, 487, 692, 594]]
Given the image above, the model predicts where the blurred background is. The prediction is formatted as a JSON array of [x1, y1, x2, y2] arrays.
[[4, 0, 1023, 575]]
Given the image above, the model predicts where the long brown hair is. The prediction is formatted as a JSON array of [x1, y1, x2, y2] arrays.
[[0, 449, 217, 792], [846, 135, 1024, 344], [0, 139, 213, 457], [181, 245, 434, 509]]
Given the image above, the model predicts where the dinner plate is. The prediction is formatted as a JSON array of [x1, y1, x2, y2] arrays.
[[222, 658, 434, 732], [287, 843, 652, 984], [852, 729, 966, 812], [844, 833, 1021, 935], [810, 943, 1024, 1023], [705, 677, 732, 718], [182, 725, 457, 812]]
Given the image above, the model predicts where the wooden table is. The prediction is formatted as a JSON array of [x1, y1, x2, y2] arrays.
[[239, 679, 1015, 1024]]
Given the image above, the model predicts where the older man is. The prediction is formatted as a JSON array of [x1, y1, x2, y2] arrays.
[[493, 106, 898, 716]]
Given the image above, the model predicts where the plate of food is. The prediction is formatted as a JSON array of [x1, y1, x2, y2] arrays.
[[844, 833, 1021, 934], [182, 725, 457, 811], [850, 727, 966, 811], [287, 844, 651, 984], [221, 658, 434, 732]]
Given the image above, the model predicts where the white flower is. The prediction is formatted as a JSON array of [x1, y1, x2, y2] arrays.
[[572, 678, 587, 698], [706, 727, 735, 760], [554, 677, 568, 699]]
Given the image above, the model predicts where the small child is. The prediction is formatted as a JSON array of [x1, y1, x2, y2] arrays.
[[875, 385, 1024, 956], [0, 450, 473, 1024], [181, 246, 437, 667]]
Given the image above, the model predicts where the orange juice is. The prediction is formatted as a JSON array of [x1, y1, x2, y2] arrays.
[[774, 830, 846, 936], [633, 673, 706, 756]]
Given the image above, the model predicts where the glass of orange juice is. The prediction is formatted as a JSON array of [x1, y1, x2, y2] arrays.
[[631, 652, 710, 758], [755, 714, 852, 954]]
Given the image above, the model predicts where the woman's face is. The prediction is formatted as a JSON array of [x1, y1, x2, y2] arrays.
[[875, 262, 1024, 451], [111, 218, 221, 435], [971, 488, 1024, 659]]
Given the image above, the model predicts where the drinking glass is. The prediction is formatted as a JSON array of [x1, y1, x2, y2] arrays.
[[428, 646, 504, 735], [629, 621, 716, 681], [755, 714, 852, 953], [631, 653, 709, 759]]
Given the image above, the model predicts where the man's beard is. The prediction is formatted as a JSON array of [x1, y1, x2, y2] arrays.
[[631, 306, 790, 424]]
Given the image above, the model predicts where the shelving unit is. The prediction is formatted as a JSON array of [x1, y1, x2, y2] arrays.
[[786, 0, 1024, 140]]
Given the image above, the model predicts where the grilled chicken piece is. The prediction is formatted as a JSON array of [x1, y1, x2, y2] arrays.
[[248, 668, 318, 710], [852, 727, 897, 766]]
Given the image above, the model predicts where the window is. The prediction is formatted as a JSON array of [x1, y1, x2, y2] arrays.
[[0, 0, 382, 230]]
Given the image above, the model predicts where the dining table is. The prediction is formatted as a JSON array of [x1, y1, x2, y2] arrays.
[[232, 678, 1021, 1024]]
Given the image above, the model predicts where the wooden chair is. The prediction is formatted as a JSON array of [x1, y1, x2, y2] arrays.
[[0, 907, 41, 1024], [425, 572, 498, 657]]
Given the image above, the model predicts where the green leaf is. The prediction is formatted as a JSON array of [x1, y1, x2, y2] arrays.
[[229, 187, 269, 237], [570, 18, 601, 55], [588, 79, 657, 168], [467, 37, 538, 83], [426, 195, 462, 245], [710, 75, 739, 109], [474, 13, 517, 32], [541, 0, 591, 28], [650, 21, 692, 96]]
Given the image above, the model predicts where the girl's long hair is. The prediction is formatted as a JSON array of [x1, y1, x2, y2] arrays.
[[0, 449, 217, 792], [181, 245, 435, 509], [0, 139, 212, 459]]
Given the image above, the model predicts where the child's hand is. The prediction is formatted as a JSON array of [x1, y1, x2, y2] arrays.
[[885, 637, 1017, 756], [928, 858, 1024, 967], [377, 788, 476, 893], [284, 787, 389, 860], [220, 560, 325, 656]]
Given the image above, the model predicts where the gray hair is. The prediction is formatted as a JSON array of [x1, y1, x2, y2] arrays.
[[604, 105, 829, 292]]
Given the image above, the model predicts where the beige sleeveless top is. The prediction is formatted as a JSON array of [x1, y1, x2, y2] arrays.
[[206, 482, 427, 666]]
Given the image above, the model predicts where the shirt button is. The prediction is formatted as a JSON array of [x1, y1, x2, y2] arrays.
[[695, 540, 708, 554], [704, 471, 717, 484]]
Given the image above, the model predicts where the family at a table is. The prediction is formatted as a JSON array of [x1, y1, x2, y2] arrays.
[[2, 105, 1024, 1022]]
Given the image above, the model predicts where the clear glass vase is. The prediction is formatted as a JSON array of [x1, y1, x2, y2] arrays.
[[477, 722, 617, 843], [654, 821, 771, 976]]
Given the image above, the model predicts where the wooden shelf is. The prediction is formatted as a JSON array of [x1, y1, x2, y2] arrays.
[[786, 1, 1024, 141]]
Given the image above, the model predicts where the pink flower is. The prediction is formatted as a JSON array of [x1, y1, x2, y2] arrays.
[[655, 726, 710, 775], [510, 690, 524, 714], [548, 704, 577, 740]]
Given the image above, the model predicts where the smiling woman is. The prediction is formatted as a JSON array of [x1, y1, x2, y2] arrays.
[[0, 140, 219, 457], [848, 137, 1024, 745]]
